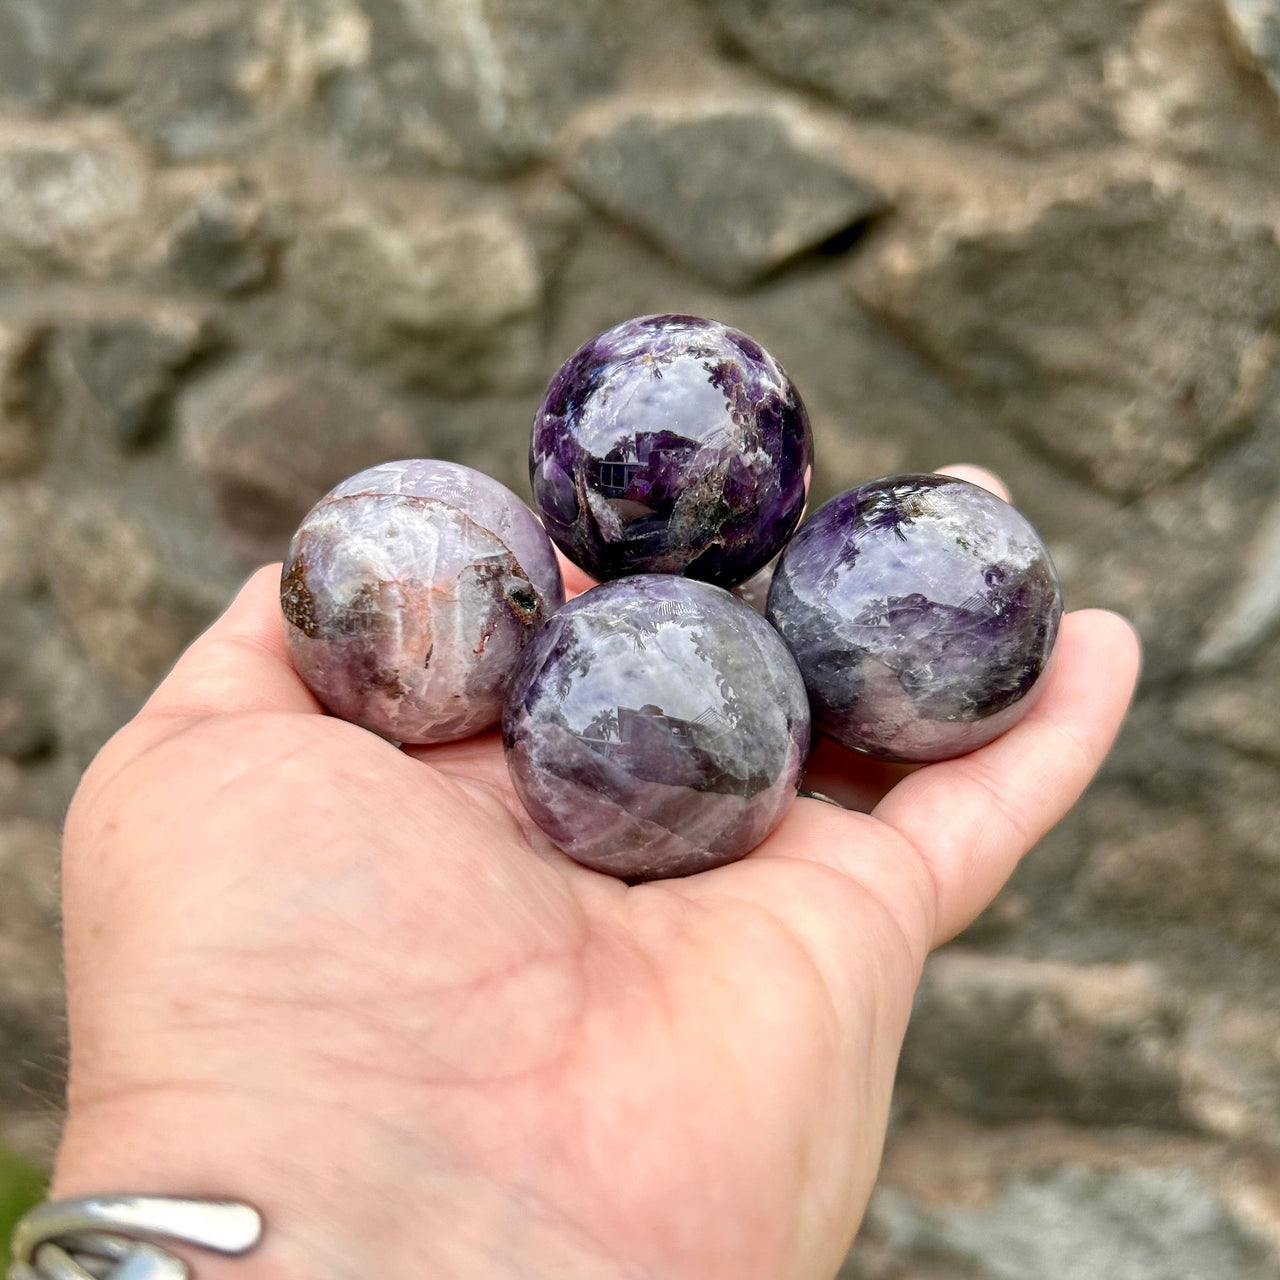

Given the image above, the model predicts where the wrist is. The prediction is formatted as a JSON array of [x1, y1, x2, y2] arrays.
[[52, 1089, 642, 1280]]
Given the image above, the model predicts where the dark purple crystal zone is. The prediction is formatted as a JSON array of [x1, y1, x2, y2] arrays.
[[767, 475, 1063, 763], [530, 314, 812, 588], [504, 576, 811, 881]]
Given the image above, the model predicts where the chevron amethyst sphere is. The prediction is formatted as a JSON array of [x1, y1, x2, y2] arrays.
[[530, 314, 812, 588], [767, 475, 1062, 763], [504, 576, 811, 881], [281, 460, 564, 745]]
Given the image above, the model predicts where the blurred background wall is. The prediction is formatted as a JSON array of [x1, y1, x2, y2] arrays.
[[2, 0, 1280, 1274]]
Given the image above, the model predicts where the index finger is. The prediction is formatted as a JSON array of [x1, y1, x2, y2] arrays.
[[139, 565, 322, 721]]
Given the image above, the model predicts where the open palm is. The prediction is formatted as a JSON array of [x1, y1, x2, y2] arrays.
[[52, 474, 1139, 1280]]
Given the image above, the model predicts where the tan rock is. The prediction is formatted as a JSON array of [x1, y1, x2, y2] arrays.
[[853, 178, 1280, 498], [0, 117, 149, 275], [286, 196, 543, 393], [0, 321, 46, 478], [900, 951, 1184, 1126], [1182, 997, 1280, 1144]]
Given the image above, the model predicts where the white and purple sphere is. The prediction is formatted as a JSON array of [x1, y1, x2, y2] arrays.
[[281, 460, 564, 745], [767, 474, 1063, 763], [504, 576, 811, 881]]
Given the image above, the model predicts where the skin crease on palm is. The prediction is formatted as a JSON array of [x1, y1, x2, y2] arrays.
[[50, 466, 1140, 1280]]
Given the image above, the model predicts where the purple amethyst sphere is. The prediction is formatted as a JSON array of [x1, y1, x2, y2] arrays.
[[504, 575, 811, 881], [530, 314, 812, 588], [767, 475, 1063, 763], [281, 459, 564, 744]]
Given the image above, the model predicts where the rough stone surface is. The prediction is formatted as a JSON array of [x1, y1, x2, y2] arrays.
[[1051, 420, 1280, 679], [311, 0, 619, 175], [0, 483, 47, 600], [0, 0, 81, 108], [64, 0, 270, 163], [503, 575, 810, 880], [567, 106, 885, 288], [1181, 997, 1280, 1143], [0, 321, 47, 477], [853, 180, 1280, 497], [1175, 641, 1280, 761], [157, 174, 278, 296], [862, 1156, 1276, 1280], [180, 356, 417, 562], [1112, 1, 1280, 175], [715, 0, 1143, 152], [1193, 490, 1280, 667], [0, 117, 149, 275], [845, 1117, 1280, 1278], [49, 306, 214, 450], [45, 495, 238, 695], [900, 953, 1185, 1127], [1226, 0, 1280, 94], [1074, 689, 1280, 960], [0, 603, 56, 762], [286, 197, 543, 392], [1074, 783, 1280, 949], [0, 820, 64, 1126]]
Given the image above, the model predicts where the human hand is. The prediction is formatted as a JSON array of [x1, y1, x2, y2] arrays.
[[52, 467, 1140, 1280]]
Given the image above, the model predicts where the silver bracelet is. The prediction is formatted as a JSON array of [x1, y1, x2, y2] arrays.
[[8, 1196, 263, 1280]]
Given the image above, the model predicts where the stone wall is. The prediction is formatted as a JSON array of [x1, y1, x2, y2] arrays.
[[2, 1, 1280, 1274]]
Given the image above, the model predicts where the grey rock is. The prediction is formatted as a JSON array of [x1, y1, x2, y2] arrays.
[[714, 0, 1142, 152], [286, 197, 543, 392], [1112, 1, 1280, 176], [1181, 997, 1280, 1145], [51, 306, 215, 450], [567, 106, 886, 289], [1051, 421, 1280, 679], [0, 819, 64, 1117], [1194, 491, 1280, 668], [311, 0, 619, 175], [1217, 751, 1280, 873], [854, 180, 1280, 498], [44, 492, 237, 695], [31, 614, 141, 780], [159, 176, 278, 295], [1175, 641, 1280, 762], [1073, 705, 1280, 956], [899, 952, 1185, 1127], [0, 483, 48, 599], [179, 355, 417, 562], [1074, 783, 1280, 951], [0, 320, 48, 478], [1226, 0, 1280, 94], [868, 1164, 1275, 1280], [514, 178, 590, 290], [0, 117, 149, 275], [0, 603, 57, 761], [0, 820, 60, 1003], [0, 0, 82, 107], [68, 0, 268, 162]]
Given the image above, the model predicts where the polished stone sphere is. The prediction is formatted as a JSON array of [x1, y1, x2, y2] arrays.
[[504, 575, 811, 881], [530, 314, 812, 588], [767, 474, 1062, 762], [282, 460, 564, 744]]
